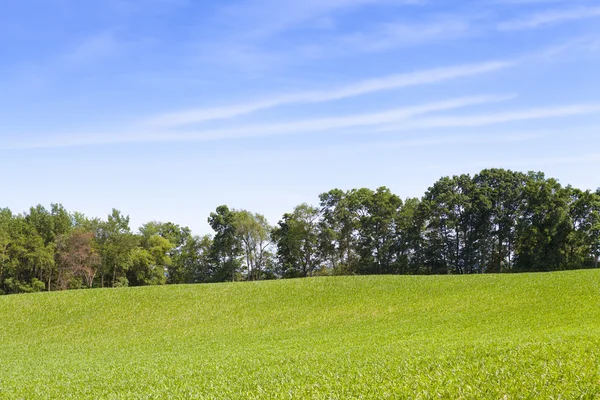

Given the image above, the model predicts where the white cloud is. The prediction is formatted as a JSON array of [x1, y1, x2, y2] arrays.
[[145, 60, 514, 127], [2, 94, 512, 149], [443, 152, 600, 173], [162, 94, 514, 141], [335, 18, 472, 53], [379, 104, 600, 130], [173, 132, 546, 166], [219, 0, 425, 38], [280, 132, 546, 160], [63, 32, 123, 65], [499, 6, 600, 30]]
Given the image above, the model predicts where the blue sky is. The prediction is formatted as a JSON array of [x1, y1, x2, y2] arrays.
[[2, 0, 600, 234]]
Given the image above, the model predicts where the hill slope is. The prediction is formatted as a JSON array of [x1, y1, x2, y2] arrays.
[[1, 271, 599, 398]]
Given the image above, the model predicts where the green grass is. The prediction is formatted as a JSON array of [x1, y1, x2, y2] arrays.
[[1, 271, 599, 399]]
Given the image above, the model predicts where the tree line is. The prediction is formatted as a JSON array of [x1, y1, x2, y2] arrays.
[[1, 168, 599, 295]]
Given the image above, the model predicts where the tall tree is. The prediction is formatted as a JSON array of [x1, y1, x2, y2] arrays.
[[591, 190, 600, 269], [57, 229, 101, 289], [129, 235, 172, 286], [0, 209, 12, 293], [273, 204, 322, 278], [235, 210, 272, 281], [351, 187, 403, 275], [319, 189, 360, 273], [139, 221, 194, 284], [420, 175, 474, 274], [395, 197, 423, 274], [97, 209, 137, 287], [472, 169, 527, 273], [208, 206, 242, 282], [514, 173, 571, 272], [175, 234, 214, 283]]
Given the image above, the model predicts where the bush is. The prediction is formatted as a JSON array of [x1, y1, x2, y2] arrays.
[[113, 276, 129, 288], [30, 278, 46, 292], [4, 278, 46, 293], [68, 277, 84, 290]]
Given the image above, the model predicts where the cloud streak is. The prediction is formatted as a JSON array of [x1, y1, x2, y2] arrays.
[[438, 152, 600, 173], [329, 17, 473, 54], [219, 0, 425, 39], [379, 104, 600, 130], [161, 94, 514, 141], [3, 94, 512, 149], [5, 100, 600, 151], [145, 60, 515, 127], [499, 6, 600, 30]]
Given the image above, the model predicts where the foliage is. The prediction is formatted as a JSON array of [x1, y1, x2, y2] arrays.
[[272, 204, 322, 278], [1, 168, 600, 295]]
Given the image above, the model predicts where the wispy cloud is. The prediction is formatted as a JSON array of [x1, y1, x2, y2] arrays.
[[532, 35, 600, 61], [161, 94, 514, 140], [291, 132, 545, 159], [499, 6, 600, 30], [145, 60, 514, 127], [62, 32, 124, 66], [219, 0, 425, 39], [183, 132, 547, 166], [333, 18, 472, 53], [440, 152, 600, 172], [2, 94, 512, 149], [0, 31, 129, 97], [379, 103, 600, 130], [185, 0, 459, 73]]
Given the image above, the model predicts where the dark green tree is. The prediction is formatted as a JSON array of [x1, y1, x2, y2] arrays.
[[208, 206, 242, 282], [273, 204, 322, 278]]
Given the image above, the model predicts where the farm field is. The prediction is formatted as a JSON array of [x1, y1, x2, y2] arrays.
[[1, 270, 599, 399]]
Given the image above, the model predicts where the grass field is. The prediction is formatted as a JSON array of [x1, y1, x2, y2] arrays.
[[1, 270, 599, 399]]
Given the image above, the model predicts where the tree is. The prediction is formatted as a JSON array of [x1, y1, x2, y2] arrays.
[[129, 235, 172, 286], [273, 204, 322, 278], [235, 210, 272, 281], [591, 191, 600, 269], [471, 169, 527, 273], [514, 173, 571, 272], [420, 175, 475, 274], [208, 206, 242, 282], [139, 221, 192, 284], [57, 229, 101, 289], [319, 189, 360, 273], [350, 187, 404, 275], [25, 204, 73, 289], [3, 167, 600, 296], [0, 209, 12, 292], [396, 197, 423, 274], [2, 215, 54, 293], [175, 234, 214, 283], [96, 209, 137, 287]]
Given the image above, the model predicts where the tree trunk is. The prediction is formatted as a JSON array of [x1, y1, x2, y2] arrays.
[[508, 236, 512, 271], [87, 271, 96, 288], [246, 253, 251, 282], [456, 231, 461, 274], [498, 236, 502, 273]]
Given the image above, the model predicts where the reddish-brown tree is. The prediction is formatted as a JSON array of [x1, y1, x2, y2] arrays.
[[57, 230, 101, 289]]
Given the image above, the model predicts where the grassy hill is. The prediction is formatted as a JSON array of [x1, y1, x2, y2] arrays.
[[1, 271, 599, 399]]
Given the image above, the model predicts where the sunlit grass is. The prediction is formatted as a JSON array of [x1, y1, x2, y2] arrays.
[[1, 270, 599, 398]]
